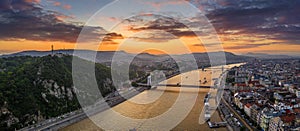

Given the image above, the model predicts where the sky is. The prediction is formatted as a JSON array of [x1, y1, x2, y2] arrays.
[[0, 0, 299, 55]]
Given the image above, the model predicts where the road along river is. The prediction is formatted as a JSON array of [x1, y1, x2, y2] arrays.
[[61, 63, 244, 130]]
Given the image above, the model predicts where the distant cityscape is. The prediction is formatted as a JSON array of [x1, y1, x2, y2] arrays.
[[221, 59, 300, 130]]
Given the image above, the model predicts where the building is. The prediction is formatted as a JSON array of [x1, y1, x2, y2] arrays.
[[259, 108, 282, 131], [250, 104, 262, 122], [269, 114, 296, 131], [268, 116, 281, 131], [244, 103, 253, 117]]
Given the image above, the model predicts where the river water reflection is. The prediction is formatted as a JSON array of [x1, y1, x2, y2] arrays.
[[62, 63, 243, 130]]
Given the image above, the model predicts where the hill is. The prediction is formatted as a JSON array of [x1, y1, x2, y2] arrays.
[[0, 55, 114, 130], [243, 52, 298, 59], [1, 50, 252, 65]]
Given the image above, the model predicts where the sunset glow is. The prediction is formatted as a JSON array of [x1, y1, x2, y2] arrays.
[[0, 0, 299, 56]]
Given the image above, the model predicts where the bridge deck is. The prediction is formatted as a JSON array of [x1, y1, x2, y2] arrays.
[[137, 83, 215, 88]]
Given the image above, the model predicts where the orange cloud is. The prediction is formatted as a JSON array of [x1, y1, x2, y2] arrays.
[[108, 17, 120, 22], [53, 1, 61, 6], [25, 0, 41, 3], [54, 13, 74, 21], [63, 4, 71, 10]]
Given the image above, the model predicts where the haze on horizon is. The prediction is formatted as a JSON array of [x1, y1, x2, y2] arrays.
[[0, 0, 299, 56]]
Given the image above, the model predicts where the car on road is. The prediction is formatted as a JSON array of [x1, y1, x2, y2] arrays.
[[237, 122, 242, 127], [233, 118, 238, 122]]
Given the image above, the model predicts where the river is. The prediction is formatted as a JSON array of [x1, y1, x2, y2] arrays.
[[61, 63, 244, 130]]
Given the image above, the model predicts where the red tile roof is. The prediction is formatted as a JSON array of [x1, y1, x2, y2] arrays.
[[280, 114, 295, 123], [237, 83, 247, 87], [293, 108, 300, 113], [245, 103, 253, 108]]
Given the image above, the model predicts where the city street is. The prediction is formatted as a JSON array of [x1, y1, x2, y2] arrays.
[[221, 97, 254, 131]]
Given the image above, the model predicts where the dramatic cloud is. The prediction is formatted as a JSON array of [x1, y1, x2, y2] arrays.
[[0, 0, 121, 43], [0, 0, 11, 10], [125, 0, 300, 45], [128, 30, 177, 43], [125, 15, 210, 42], [204, 0, 300, 45], [127, 16, 186, 31], [102, 32, 124, 44], [1, 0, 299, 53]]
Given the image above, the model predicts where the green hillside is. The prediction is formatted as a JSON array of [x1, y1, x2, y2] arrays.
[[0, 55, 115, 130]]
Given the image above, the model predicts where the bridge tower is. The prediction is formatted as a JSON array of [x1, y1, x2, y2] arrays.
[[222, 65, 224, 72], [51, 44, 54, 56], [147, 75, 152, 86]]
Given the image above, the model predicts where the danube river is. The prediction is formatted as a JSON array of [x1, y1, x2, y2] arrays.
[[62, 63, 243, 130]]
